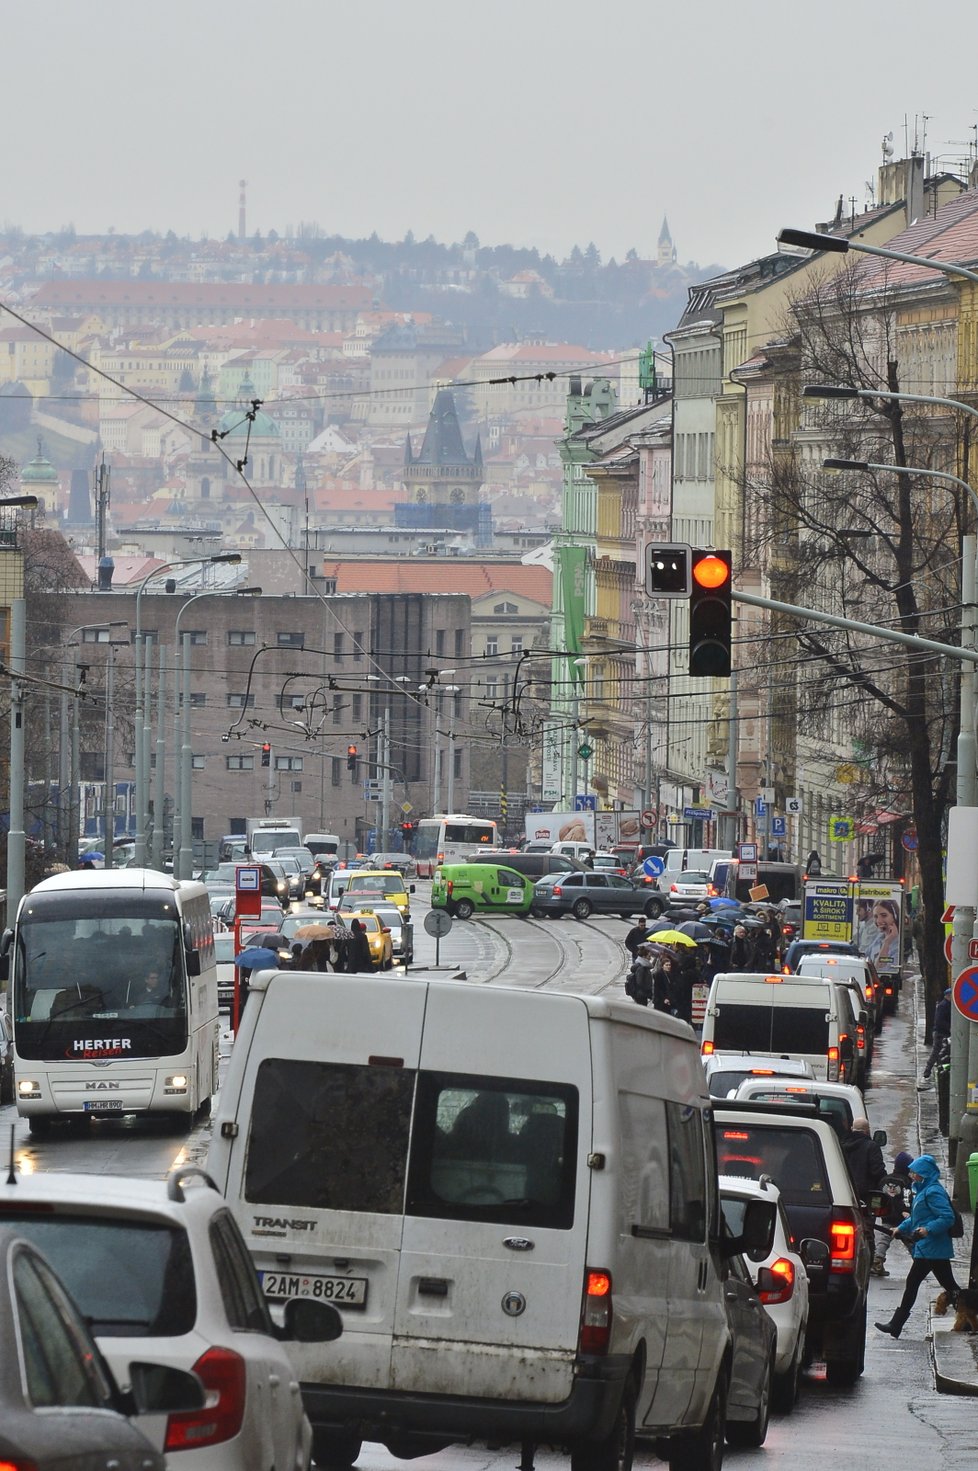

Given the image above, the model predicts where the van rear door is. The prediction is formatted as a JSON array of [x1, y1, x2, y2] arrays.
[[222, 976, 427, 1393], [394, 985, 592, 1404]]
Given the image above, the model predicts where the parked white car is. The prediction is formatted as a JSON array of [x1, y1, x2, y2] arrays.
[[719, 1174, 822, 1412], [0, 1165, 342, 1470], [666, 868, 712, 899], [703, 1051, 816, 1099]]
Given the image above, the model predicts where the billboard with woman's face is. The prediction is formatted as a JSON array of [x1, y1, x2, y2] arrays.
[[853, 882, 904, 976]]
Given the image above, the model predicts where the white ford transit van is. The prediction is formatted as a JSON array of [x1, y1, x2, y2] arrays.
[[701, 972, 856, 1083], [208, 971, 774, 1470]]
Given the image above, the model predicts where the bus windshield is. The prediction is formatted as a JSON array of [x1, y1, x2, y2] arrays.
[[415, 819, 496, 860], [14, 891, 188, 1062]]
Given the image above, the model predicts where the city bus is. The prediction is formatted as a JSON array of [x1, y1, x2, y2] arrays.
[[413, 814, 498, 878], [1, 869, 219, 1135]]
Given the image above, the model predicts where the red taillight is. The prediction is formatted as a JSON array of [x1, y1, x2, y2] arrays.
[[865, 985, 874, 1002], [446, 879, 454, 896], [884, 985, 894, 996], [759, 1256, 795, 1304], [670, 882, 679, 892], [0, 1460, 39, 1471], [827, 1045, 840, 1081], [553, 885, 562, 897], [579, 1269, 613, 1355], [856, 1025, 866, 1052], [707, 884, 717, 896], [165, 1347, 246, 1451], [829, 1215, 858, 1273]]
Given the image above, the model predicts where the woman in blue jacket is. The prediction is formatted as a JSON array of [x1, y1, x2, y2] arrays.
[[875, 1154, 960, 1337]]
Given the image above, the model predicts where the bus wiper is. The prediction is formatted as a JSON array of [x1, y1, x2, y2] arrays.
[[38, 991, 107, 1045]]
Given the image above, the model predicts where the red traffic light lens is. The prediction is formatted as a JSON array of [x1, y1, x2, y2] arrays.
[[347, 744, 358, 757], [692, 554, 730, 590]]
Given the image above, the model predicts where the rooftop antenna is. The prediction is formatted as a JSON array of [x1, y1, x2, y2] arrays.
[[882, 131, 894, 162]]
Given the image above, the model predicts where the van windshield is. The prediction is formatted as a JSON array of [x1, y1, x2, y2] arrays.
[[243, 1060, 578, 1230], [713, 1003, 829, 1055]]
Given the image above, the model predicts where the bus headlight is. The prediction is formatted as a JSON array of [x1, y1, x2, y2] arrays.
[[165, 1074, 188, 1092], [18, 1079, 41, 1098]]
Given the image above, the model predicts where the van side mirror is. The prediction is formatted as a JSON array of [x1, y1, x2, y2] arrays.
[[0, 928, 12, 958], [409, 883, 416, 893], [186, 950, 202, 978], [723, 1197, 776, 1261], [873, 1128, 887, 1147]]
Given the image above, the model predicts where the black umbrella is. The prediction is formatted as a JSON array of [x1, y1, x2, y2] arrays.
[[666, 907, 701, 922], [243, 930, 288, 950], [646, 919, 679, 935], [677, 921, 712, 940]]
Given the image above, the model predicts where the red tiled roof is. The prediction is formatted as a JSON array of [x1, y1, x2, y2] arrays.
[[322, 559, 552, 603], [853, 191, 978, 289], [32, 280, 375, 310]]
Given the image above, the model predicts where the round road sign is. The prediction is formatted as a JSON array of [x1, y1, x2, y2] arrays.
[[641, 808, 657, 829], [953, 965, 978, 1021], [424, 909, 453, 939], [643, 855, 665, 878]]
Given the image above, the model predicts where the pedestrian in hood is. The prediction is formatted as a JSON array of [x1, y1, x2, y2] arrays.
[[872, 1150, 915, 1276], [875, 1154, 960, 1337]]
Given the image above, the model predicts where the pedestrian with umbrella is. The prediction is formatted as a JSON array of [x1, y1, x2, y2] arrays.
[[345, 917, 374, 973]]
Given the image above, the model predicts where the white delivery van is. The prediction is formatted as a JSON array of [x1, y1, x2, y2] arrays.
[[701, 972, 854, 1083], [664, 848, 731, 877], [208, 972, 775, 1471]]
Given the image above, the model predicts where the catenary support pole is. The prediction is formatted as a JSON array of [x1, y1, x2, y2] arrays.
[[152, 643, 166, 869], [7, 599, 26, 915], [952, 537, 978, 1193]]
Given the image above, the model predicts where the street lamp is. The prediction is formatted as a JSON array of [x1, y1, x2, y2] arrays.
[[172, 585, 261, 879], [133, 552, 241, 864], [777, 227, 978, 288], [804, 383, 978, 423]]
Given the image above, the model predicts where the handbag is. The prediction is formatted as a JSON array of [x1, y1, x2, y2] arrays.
[[949, 1204, 965, 1239]]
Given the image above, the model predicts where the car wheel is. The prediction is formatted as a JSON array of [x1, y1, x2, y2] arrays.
[[311, 1428, 363, 1469], [644, 897, 665, 919], [772, 1331, 804, 1413], [727, 1351, 773, 1447], [454, 898, 475, 920], [570, 1377, 635, 1471], [572, 898, 593, 920], [669, 1369, 726, 1471]]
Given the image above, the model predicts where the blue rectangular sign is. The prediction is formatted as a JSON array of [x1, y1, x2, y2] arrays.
[[771, 816, 786, 836]]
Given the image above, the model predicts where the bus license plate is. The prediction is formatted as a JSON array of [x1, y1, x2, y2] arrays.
[[83, 1100, 127, 1111], [260, 1271, 367, 1308]]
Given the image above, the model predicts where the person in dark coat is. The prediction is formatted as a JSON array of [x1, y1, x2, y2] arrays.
[[922, 988, 952, 1083], [872, 1149, 914, 1276], [652, 953, 680, 1015], [625, 944, 655, 1006], [876, 1154, 961, 1337], [841, 1117, 886, 1203], [346, 918, 374, 972], [729, 925, 754, 971], [624, 921, 650, 961]]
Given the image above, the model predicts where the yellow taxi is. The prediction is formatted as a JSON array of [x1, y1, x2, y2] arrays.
[[338, 869, 413, 919], [341, 910, 394, 970]]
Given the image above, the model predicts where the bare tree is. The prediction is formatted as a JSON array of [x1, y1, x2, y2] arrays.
[[745, 260, 970, 1022]]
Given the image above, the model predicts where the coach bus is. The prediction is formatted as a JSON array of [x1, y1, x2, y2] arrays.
[[413, 813, 498, 878], [1, 869, 219, 1135]]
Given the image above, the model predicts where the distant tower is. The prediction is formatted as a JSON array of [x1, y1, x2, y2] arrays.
[[657, 215, 677, 267], [238, 179, 247, 240]]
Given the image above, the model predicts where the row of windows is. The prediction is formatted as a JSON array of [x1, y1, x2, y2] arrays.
[[484, 636, 523, 656], [83, 627, 310, 649]]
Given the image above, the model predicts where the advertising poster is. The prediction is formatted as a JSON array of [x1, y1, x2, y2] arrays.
[[595, 811, 642, 849], [802, 880, 854, 941], [853, 881, 904, 977]]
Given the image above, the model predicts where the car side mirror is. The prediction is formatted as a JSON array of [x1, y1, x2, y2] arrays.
[[279, 1297, 344, 1343], [128, 1361, 205, 1415], [873, 1129, 888, 1147], [409, 883, 416, 893], [799, 1237, 830, 1280]]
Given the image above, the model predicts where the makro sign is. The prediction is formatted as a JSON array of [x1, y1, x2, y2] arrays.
[[802, 880, 854, 942]]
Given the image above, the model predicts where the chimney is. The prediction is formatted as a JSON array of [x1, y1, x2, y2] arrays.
[[905, 154, 924, 226], [96, 556, 114, 591]]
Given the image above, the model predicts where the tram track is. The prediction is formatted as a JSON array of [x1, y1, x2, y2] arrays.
[[467, 913, 631, 994]]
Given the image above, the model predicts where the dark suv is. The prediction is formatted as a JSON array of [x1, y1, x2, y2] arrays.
[[713, 1099, 870, 1387], [532, 871, 656, 920]]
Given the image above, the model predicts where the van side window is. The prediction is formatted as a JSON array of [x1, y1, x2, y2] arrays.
[[406, 1072, 578, 1230], [244, 1059, 415, 1213], [619, 1092, 669, 1235], [666, 1102, 707, 1242]]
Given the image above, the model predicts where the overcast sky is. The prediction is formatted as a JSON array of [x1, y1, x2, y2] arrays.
[[4, 0, 977, 271]]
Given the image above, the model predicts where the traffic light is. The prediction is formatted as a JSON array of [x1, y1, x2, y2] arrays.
[[688, 549, 733, 677], [347, 743, 358, 774], [645, 542, 691, 597], [260, 742, 271, 767]]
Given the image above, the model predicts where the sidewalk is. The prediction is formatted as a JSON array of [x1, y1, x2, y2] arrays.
[[908, 967, 978, 1395]]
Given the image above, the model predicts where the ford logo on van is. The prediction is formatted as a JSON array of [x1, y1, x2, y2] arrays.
[[501, 1291, 526, 1316], [503, 1237, 534, 1251]]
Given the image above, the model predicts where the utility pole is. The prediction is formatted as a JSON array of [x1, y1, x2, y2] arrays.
[[722, 669, 739, 851], [7, 598, 26, 915], [104, 648, 115, 870], [380, 708, 391, 850], [152, 643, 166, 868]]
